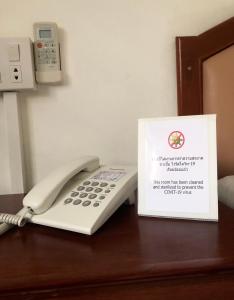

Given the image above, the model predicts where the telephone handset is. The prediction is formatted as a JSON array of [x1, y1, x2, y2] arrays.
[[0, 156, 137, 235], [23, 156, 100, 215]]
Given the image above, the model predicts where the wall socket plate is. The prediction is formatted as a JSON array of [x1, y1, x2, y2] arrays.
[[0, 37, 36, 91]]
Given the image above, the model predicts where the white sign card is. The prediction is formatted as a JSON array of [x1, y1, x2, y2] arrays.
[[138, 115, 218, 221]]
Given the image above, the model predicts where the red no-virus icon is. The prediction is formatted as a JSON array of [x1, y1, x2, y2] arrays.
[[168, 131, 185, 149]]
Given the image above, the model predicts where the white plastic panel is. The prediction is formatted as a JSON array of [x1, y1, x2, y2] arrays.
[[0, 37, 36, 91]]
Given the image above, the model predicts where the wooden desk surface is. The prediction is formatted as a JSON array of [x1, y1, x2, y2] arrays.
[[1, 194, 234, 300]]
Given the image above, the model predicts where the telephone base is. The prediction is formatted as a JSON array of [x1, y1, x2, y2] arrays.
[[29, 163, 137, 235], [125, 190, 137, 205]]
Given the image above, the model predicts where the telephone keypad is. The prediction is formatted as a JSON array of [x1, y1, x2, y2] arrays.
[[64, 180, 116, 208]]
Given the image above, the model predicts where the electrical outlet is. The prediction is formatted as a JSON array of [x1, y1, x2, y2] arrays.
[[0, 38, 36, 91], [10, 65, 22, 83]]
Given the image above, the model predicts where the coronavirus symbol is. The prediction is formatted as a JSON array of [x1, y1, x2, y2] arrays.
[[168, 131, 185, 149]]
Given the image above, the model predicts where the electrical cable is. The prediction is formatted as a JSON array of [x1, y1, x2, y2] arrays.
[[0, 207, 33, 235]]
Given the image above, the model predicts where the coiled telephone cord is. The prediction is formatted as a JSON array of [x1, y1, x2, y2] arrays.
[[0, 213, 27, 227], [0, 207, 33, 235]]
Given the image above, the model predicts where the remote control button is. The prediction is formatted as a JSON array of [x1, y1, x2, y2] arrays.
[[94, 188, 102, 193], [93, 202, 100, 207], [71, 192, 79, 197], [80, 193, 88, 198], [37, 42, 43, 48], [105, 189, 111, 193], [77, 186, 85, 191], [99, 195, 105, 200], [91, 181, 99, 186], [110, 184, 116, 188], [85, 187, 93, 192], [82, 200, 91, 207], [89, 194, 97, 199], [83, 181, 91, 185], [100, 182, 108, 187], [64, 198, 72, 204], [73, 199, 82, 205]]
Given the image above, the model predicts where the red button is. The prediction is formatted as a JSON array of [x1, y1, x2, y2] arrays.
[[37, 42, 43, 48]]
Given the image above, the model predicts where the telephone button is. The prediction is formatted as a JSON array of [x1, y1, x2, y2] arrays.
[[99, 196, 105, 200], [85, 187, 93, 192], [93, 203, 100, 207], [83, 181, 91, 186], [110, 184, 116, 188], [77, 186, 85, 191], [64, 198, 72, 204], [91, 182, 99, 187], [82, 200, 91, 207], [105, 189, 111, 193], [94, 188, 102, 193], [73, 199, 82, 205], [71, 192, 79, 197], [100, 183, 108, 187], [89, 194, 97, 199], [80, 193, 88, 198]]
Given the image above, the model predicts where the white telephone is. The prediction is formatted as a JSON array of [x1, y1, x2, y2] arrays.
[[0, 156, 137, 235]]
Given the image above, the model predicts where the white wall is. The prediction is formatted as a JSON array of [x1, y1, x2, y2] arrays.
[[0, 0, 234, 193]]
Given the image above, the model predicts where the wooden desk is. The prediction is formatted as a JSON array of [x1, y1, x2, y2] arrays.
[[1, 194, 234, 300]]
